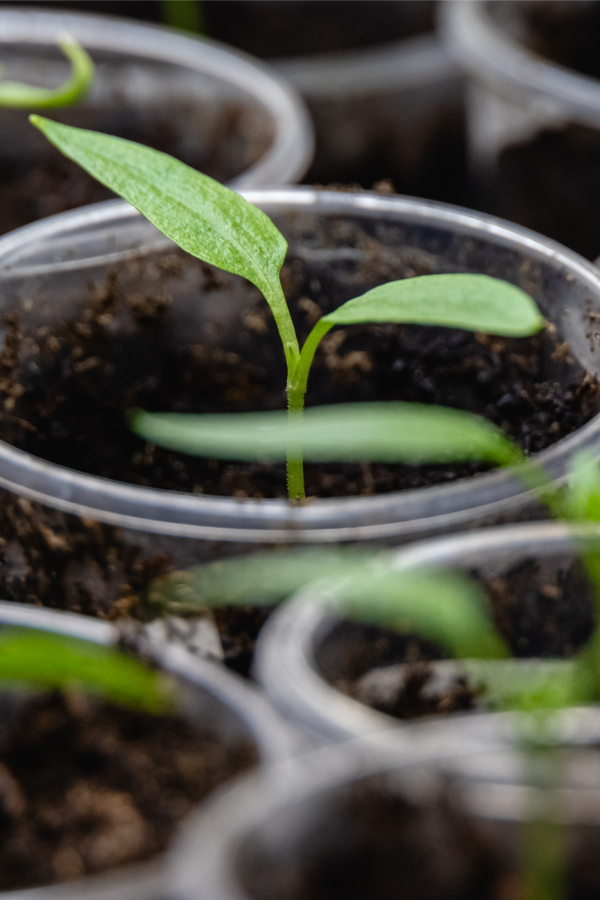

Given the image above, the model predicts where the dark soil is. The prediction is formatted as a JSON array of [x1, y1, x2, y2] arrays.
[[0, 242, 595, 501], [495, 123, 600, 261], [0, 689, 257, 891], [237, 774, 508, 900], [201, 2, 434, 60], [237, 767, 600, 900], [318, 555, 596, 720]]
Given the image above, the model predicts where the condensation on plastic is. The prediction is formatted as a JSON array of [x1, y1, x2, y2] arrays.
[[254, 521, 600, 743], [0, 7, 314, 189], [169, 706, 600, 900], [0, 600, 293, 900], [1, 189, 600, 555]]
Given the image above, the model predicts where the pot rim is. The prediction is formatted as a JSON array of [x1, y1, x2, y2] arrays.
[[1, 188, 600, 542], [254, 520, 600, 742], [0, 599, 294, 900], [169, 705, 600, 900], [442, 0, 600, 127], [0, 6, 314, 189]]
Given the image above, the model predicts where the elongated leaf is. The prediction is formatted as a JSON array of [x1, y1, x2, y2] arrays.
[[131, 401, 521, 466], [325, 274, 544, 337], [0, 628, 173, 713], [29, 116, 287, 304], [0, 35, 94, 108], [147, 549, 506, 659], [463, 659, 580, 712]]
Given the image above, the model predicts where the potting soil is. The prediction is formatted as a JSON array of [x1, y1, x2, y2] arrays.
[[0, 689, 257, 890]]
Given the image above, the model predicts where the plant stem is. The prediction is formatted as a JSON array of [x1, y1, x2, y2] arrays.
[[521, 737, 566, 900]]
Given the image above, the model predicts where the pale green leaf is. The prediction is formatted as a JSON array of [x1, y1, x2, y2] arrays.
[[0, 628, 174, 713], [147, 548, 506, 660], [0, 35, 94, 109], [325, 274, 545, 337], [29, 116, 287, 305], [131, 401, 521, 466], [566, 450, 600, 522]]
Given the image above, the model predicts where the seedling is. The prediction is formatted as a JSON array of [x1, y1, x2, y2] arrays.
[[0, 35, 93, 108], [0, 626, 173, 713], [29, 116, 544, 500]]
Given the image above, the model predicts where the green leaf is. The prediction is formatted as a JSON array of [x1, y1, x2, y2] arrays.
[[29, 116, 288, 307], [147, 549, 506, 659], [130, 401, 521, 466], [325, 274, 545, 337], [0, 628, 174, 714], [0, 35, 94, 109], [463, 659, 579, 712], [566, 450, 600, 522]]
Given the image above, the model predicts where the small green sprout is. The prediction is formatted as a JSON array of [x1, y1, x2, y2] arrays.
[[29, 115, 544, 501], [0, 35, 94, 109], [0, 627, 174, 714]]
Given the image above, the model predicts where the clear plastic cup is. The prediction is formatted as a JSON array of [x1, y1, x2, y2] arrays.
[[0, 188, 599, 561], [273, 28, 467, 203], [0, 5, 313, 235], [255, 521, 600, 743], [169, 708, 600, 900], [0, 600, 293, 900], [442, 0, 600, 259]]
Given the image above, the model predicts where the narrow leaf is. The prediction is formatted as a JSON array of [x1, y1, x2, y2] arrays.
[[147, 549, 506, 660], [0, 628, 173, 713], [566, 450, 600, 522], [0, 35, 94, 109], [324, 274, 545, 337], [131, 401, 521, 467], [29, 116, 287, 304]]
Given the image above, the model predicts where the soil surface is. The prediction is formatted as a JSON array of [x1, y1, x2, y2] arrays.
[[1, 241, 595, 501], [0, 211, 595, 660], [0, 689, 257, 891], [318, 555, 596, 720], [238, 767, 600, 900], [237, 774, 508, 900]]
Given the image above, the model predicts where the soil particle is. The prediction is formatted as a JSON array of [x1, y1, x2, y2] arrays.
[[0, 690, 257, 891]]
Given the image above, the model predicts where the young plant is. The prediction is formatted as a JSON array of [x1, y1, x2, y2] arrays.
[[0, 35, 93, 109], [29, 116, 544, 500]]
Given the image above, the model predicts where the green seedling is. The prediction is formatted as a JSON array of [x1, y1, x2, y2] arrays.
[[29, 115, 544, 500], [0, 626, 173, 714], [0, 34, 93, 109]]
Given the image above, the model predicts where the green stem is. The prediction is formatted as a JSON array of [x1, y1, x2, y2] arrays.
[[521, 739, 566, 900], [284, 320, 334, 501]]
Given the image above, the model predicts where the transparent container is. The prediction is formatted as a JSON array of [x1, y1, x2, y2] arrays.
[[170, 709, 600, 900], [0, 187, 599, 559], [0, 600, 293, 900], [0, 6, 313, 236], [255, 521, 600, 743], [273, 27, 468, 203], [442, 0, 600, 260]]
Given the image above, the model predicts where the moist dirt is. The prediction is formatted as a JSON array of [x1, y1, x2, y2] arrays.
[[0, 689, 257, 891]]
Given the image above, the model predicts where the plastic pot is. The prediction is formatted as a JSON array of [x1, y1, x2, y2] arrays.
[[271, 18, 468, 203], [443, 0, 600, 260], [169, 708, 600, 900], [0, 599, 292, 900], [0, 6, 313, 236], [0, 189, 600, 550], [255, 521, 600, 743]]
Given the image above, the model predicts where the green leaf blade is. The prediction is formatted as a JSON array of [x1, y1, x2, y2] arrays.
[[0, 629, 173, 713], [29, 116, 287, 302], [131, 402, 521, 467], [324, 274, 545, 337]]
